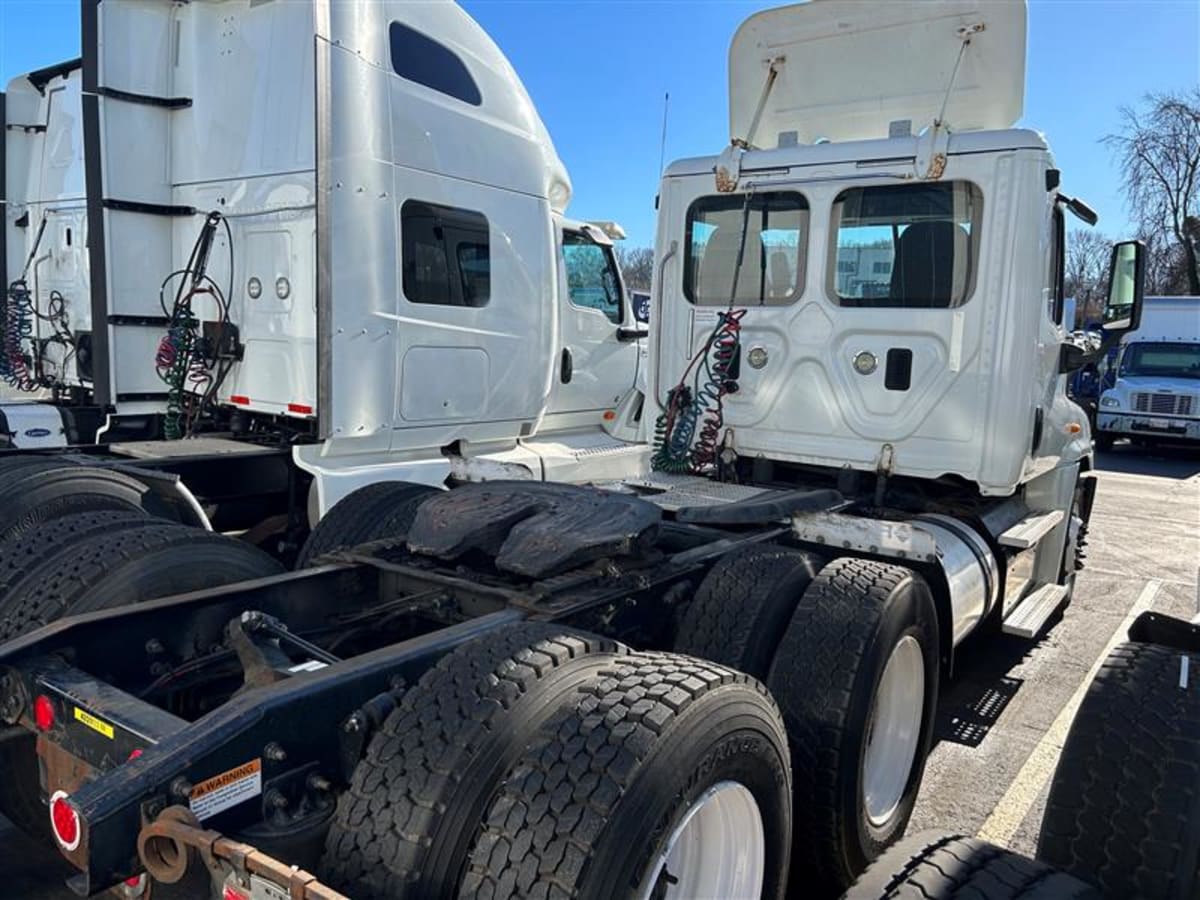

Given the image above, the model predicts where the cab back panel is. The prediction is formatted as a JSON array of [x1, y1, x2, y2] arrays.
[[92, 0, 316, 413], [654, 143, 1050, 494], [4, 65, 91, 388]]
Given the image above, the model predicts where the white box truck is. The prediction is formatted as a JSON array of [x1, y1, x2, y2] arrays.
[[1095, 295, 1200, 448]]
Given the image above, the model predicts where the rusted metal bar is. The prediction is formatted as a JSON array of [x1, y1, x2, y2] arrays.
[[138, 806, 349, 900]]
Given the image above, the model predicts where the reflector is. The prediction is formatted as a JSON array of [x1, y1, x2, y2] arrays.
[[49, 791, 81, 850], [33, 695, 54, 731]]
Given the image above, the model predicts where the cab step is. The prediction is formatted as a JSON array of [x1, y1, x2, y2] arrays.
[[1002, 583, 1069, 638], [997, 510, 1064, 549]]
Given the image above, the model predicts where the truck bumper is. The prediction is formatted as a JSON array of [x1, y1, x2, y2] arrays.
[[1096, 412, 1200, 442]]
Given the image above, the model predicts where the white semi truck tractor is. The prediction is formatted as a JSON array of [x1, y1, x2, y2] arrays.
[[0, 2, 1167, 900], [0, 2, 647, 550]]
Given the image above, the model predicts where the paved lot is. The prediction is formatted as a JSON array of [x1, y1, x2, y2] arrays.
[[2, 444, 1197, 898]]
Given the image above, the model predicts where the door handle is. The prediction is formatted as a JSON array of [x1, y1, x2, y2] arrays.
[[560, 347, 573, 384], [617, 327, 649, 342]]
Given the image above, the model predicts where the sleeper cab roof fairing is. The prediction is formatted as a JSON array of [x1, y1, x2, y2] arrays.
[[322, 0, 573, 213]]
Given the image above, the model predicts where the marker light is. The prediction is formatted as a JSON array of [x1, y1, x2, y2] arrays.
[[853, 350, 878, 375], [49, 791, 81, 850], [247, 277, 262, 299], [275, 277, 291, 300], [34, 695, 54, 731]]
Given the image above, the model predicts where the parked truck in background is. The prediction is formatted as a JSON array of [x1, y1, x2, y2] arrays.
[[0, 2, 1170, 900], [1095, 295, 1200, 450], [1, 22, 647, 550]]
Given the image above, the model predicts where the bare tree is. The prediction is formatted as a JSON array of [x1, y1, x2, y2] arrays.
[[1066, 229, 1113, 324], [1105, 89, 1200, 295], [615, 246, 654, 291]]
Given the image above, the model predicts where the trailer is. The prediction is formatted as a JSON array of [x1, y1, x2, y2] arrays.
[[0, 0, 1160, 898]]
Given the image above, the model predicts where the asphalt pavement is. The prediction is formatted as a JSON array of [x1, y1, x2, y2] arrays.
[[2, 442, 1197, 899]]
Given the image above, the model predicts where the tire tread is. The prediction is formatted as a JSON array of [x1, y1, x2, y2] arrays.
[[1036, 641, 1200, 899]]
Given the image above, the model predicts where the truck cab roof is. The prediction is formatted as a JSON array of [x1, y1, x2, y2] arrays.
[[663, 127, 1050, 179]]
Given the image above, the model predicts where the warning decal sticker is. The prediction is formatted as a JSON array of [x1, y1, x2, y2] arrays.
[[189, 759, 262, 821], [74, 707, 114, 740]]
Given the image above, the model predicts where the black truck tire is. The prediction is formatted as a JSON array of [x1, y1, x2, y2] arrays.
[[460, 652, 792, 900], [843, 831, 1099, 899], [1037, 640, 1200, 899], [297, 481, 439, 567], [0, 510, 152, 599], [0, 459, 174, 542], [0, 521, 283, 642], [766, 557, 940, 896], [673, 544, 823, 677], [321, 623, 629, 899]]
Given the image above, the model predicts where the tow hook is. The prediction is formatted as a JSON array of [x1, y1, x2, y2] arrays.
[[137, 806, 348, 900]]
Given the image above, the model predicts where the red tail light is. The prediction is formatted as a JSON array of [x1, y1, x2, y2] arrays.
[[287, 402, 313, 415], [33, 695, 54, 731], [229, 395, 250, 406], [49, 791, 81, 850]]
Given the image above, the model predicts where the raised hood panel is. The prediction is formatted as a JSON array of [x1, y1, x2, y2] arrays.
[[729, 0, 1026, 147]]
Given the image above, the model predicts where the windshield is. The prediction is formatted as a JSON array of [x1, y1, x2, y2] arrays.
[[1119, 342, 1200, 380]]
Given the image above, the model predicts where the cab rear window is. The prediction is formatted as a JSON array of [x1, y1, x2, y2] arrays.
[[684, 192, 809, 306], [829, 182, 982, 308]]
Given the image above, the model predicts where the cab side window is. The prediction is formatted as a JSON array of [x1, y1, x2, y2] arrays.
[[1049, 207, 1066, 324], [562, 231, 623, 324], [401, 200, 490, 307]]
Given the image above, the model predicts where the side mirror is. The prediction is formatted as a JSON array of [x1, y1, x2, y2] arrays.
[[1101, 240, 1145, 336], [632, 292, 651, 324]]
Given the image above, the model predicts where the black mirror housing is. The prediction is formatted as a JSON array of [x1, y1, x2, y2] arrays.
[[1101, 240, 1145, 337]]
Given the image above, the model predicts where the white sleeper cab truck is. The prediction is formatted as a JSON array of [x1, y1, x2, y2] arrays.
[[1096, 295, 1200, 449], [0, 0, 646, 549], [0, 3, 1169, 900], [1, 60, 110, 444]]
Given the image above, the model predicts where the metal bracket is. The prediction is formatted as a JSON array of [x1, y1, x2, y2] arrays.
[[791, 511, 938, 563], [915, 122, 950, 181], [714, 143, 745, 193]]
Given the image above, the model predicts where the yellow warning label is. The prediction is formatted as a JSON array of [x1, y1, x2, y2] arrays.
[[189, 758, 262, 820], [73, 707, 114, 740]]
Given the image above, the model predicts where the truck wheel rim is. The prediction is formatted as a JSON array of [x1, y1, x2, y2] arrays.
[[863, 635, 925, 827], [639, 780, 765, 900]]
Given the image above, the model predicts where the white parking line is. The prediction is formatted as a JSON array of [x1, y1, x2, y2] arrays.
[[976, 578, 1163, 847]]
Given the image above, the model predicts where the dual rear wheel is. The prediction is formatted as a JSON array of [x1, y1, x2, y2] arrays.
[[677, 549, 941, 896], [321, 624, 792, 900]]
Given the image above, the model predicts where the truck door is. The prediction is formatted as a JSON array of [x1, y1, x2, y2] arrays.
[[547, 224, 641, 419]]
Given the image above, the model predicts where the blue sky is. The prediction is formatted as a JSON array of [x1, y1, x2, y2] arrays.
[[2, 0, 1196, 246]]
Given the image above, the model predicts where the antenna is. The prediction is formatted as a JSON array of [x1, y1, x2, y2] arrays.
[[658, 92, 670, 176]]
